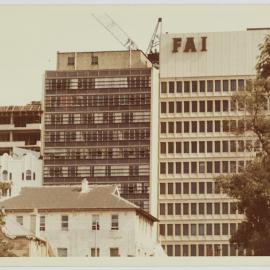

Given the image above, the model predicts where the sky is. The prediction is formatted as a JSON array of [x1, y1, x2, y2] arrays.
[[0, 5, 270, 106]]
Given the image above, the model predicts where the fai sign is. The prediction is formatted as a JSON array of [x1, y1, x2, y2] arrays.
[[172, 37, 207, 53]]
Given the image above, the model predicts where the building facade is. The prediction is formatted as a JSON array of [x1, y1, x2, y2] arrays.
[[0, 181, 165, 257], [0, 101, 41, 155], [43, 50, 159, 213], [158, 29, 270, 256], [0, 148, 42, 200]]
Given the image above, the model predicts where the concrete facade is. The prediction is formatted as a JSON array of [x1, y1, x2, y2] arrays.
[[158, 29, 270, 256]]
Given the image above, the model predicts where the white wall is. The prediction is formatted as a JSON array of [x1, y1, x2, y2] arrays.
[[160, 30, 270, 78], [6, 210, 164, 257]]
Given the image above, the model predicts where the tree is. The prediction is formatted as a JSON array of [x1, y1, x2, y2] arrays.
[[216, 34, 270, 255]]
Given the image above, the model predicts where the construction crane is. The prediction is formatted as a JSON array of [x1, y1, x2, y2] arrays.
[[92, 14, 139, 51], [146, 17, 162, 55]]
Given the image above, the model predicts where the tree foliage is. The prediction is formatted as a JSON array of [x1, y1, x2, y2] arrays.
[[216, 34, 270, 255]]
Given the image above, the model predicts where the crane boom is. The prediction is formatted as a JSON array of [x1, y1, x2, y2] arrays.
[[146, 17, 162, 55], [92, 14, 139, 51]]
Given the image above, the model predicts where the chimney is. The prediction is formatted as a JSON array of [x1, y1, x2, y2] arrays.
[[81, 178, 89, 193], [30, 208, 39, 237]]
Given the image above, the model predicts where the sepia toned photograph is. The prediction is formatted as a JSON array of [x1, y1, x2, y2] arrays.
[[0, 3, 269, 264]]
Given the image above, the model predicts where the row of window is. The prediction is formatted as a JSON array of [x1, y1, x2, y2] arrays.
[[159, 222, 238, 237], [46, 77, 150, 91], [160, 140, 257, 154], [159, 181, 219, 195], [44, 165, 149, 177], [160, 99, 244, 114], [46, 112, 150, 125], [46, 93, 150, 108], [46, 129, 150, 143], [159, 202, 241, 216], [57, 247, 120, 257], [44, 147, 150, 161], [160, 79, 245, 94], [162, 243, 247, 256], [1, 170, 35, 181], [159, 160, 250, 175], [17, 214, 119, 232], [160, 119, 248, 134]]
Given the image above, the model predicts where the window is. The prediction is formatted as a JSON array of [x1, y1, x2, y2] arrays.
[[238, 79, 245, 90], [192, 101, 197, 112], [16, 216, 23, 226], [215, 141, 221, 153], [230, 80, 236, 91], [230, 202, 237, 214], [161, 82, 167, 93], [199, 101, 205, 112], [175, 182, 181, 194], [26, 170, 31, 180], [206, 203, 212, 215], [214, 161, 221, 173], [175, 203, 181, 215], [169, 102, 174, 113], [207, 100, 213, 112], [169, 81, 175, 93], [160, 122, 166, 133], [184, 142, 189, 153], [198, 245, 205, 256], [111, 214, 119, 230], [159, 224, 165, 236], [230, 223, 237, 235], [206, 182, 213, 194], [192, 81, 198, 92], [191, 203, 197, 214], [183, 224, 189, 236], [215, 80, 221, 92], [214, 224, 221, 235], [199, 183, 205, 194], [160, 203, 165, 215], [183, 245, 189, 256], [61, 215, 68, 231], [175, 224, 181, 235], [199, 224, 205, 235], [222, 203, 229, 214], [67, 56, 75, 66], [207, 141, 213, 153], [176, 142, 181, 153], [184, 122, 190, 133], [222, 245, 229, 256], [91, 56, 98, 65], [199, 141, 205, 153], [183, 203, 189, 215], [161, 102, 166, 113], [167, 245, 173, 256], [215, 121, 221, 132], [223, 161, 229, 173], [199, 80, 205, 92], [230, 141, 236, 152], [207, 121, 213, 132], [167, 224, 173, 235], [215, 100, 221, 112], [184, 81, 190, 92], [92, 214, 100, 230], [175, 162, 181, 174], [191, 121, 197, 133], [160, 183, 166, 195], [168, 183, 174, 194], [206, 224, 212, 235], [167, 204, 174, 215], [176, 102, 182, 113], [191, 142, 197, 154], [183, 162, 189, 174], [207, 80, 213, 92], [223, 141, 229, 152], [40, 216, 45, 231], [176, 121, 182, 133], [183, 183, 189, 194], [199, 161, 205, 173], [160, 163, 166, 174], [168, 142, 174, 154], [57, 248, 68, 257], [199, 203, 204, 215], [191, 224, 197, 235], [214, 203, 220, 215], [160, 142, 166, 154], [222, 223, 229, 235], [184, 101, 190, 113], [199, 121, 205, 132], [223, 100, 229, 112], [206, 161, 213, 173], [110, 248, 120, 257], [223, 80, 229, 91], [168, 162, 174, 174], [191, 182, 197, 193], [91, 248, 100, 257], [176, 81, 182, 93]]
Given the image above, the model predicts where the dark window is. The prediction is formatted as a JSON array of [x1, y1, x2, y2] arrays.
[[191, 182, 197, 193], [199, 203, 204, 215], [206, 204, 212, 215], [67, 56, 75, 65], [183, 162, 189, 174], [192, 81, 198, 92], [184, 142, 189, 153], [175, 204, 181, 215], [223, 120, 229, 132], [199, 101, 205, 112], [176, 121, 182, 133], [199, 80, 206, 92], [199, 162, 205, 173], [175, 183, 181, 194], [214, 161, 221, 173], [230, 203, 237, 214], [215, 100, 221, 112], [183, 204, 189, 215], [199, 141, 205, 153], [207, 141, 213, 153], [191, 244, 196, 256], [215, 80, 221, 92], [199, 121, 205, 132], [160, 162, 166, 174], [206, 182, 213, 194], [168, 183, 174, 194], [176, 81, 182, 93], [207, 121, 213, 132], [169, 102, 174, 113], [161, 102, 166, 113], [215, 141, 221, 153], [184, 121, 189, 133], [191, 121, 197, 133], [175, 224, 181, 235], [206, 161, 213, 173], [160, 183, 166, 195], [214, 203, 220, 215], [161, 82, 167, 93], [230, 223, 237, 235], [215, 121, 221, 132], [175, 245, 181, 256], [222, 245, 229, 256], [168, 122, 174, 133], [168, 162, 174, 174], [223, 141, 229, 152], [61, 215, 68, 231], [160, 122, 166, 133], [167, 204, 173, 215], [191, 142, 197, 153], [168, 142, 174, 154], [207, 100, 213, 112], [176, 162, 181, 174], [223, 100, 229, 112], [183, 183, 189, 194], [183, 224, 189, 236], [206, 224, 212, 235], [214, 224, 221, 235], [111, 215, 119, 230], [199, 224, 205, 235], [159, 203, 165, 215], [230, 161, 237, 173], [176, 142, 182, 153], [176, 101, 182, 113], [184, 81, 190, 93], [207, 80, 213, 92], [169, 81, 174, 93], [222, 223, 229, 235], [191, 203, 197, 215], [159, 224, 165, 236], [222, 203, 229, 214], [91, 56, 98, 65], [199, 183, 205, 194], [198, 245, 205, 256], [230, 80, 236, 91], [222, 161, 229, 173], [160, 142, 166, 154], [184, 101, 190, 113], [223, 80, 229, 92], [230, 140, 236, 152], [192, 101, 197, 112], [238, 79, 245, 91]]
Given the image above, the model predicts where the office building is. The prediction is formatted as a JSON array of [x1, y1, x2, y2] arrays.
[[158, 29, 270, 256], [43, 51, 159, 213]]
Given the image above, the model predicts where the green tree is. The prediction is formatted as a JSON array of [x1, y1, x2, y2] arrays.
[[217, 34, 270, 255]]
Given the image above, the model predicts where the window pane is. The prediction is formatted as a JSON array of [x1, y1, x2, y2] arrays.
[[184, 81, 190, 92], [199, 80, 205, 92], [192, 81, 198, 92], [207, 80, 213, 92], [176, 81, 182, 93], [161, 82, 167, 93]]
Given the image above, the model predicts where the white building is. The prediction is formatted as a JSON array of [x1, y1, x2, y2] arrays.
[[0, 147, 42, 200], [158, 29, 270, 256], [0, 180, 165, 257]]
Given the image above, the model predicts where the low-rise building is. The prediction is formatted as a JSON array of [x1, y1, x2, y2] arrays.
[[0, 148, 42, 200], [0, 180, 165, 257], [0, 215, 54, 257]]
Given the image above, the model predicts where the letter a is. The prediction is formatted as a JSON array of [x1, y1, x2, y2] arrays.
[[184, 37, 197, 52]]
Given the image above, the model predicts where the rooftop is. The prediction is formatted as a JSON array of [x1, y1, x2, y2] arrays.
[[0, 185, 157, 222], [0, 101, 41, 113]]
